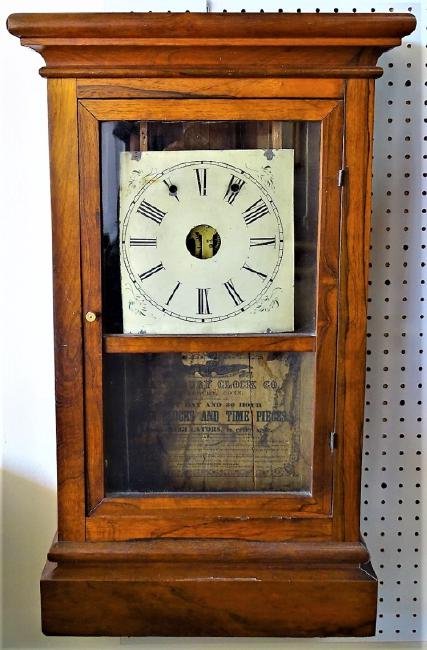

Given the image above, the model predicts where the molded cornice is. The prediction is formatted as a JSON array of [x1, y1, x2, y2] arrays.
[[7, 12, 416, 79]]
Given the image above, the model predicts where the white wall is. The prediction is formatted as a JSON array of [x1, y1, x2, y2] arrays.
[[1, 1, 425, 649]]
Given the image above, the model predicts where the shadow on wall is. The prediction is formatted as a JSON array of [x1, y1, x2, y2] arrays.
[[2, 469, 56, 649], [1, 472, 115, 650], [0, 469, 112, 650]]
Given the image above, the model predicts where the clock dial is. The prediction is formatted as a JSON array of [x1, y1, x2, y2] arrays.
[[119, 149, 294, 334]]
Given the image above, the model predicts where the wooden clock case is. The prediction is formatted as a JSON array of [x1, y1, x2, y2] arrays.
[[7, 12, 416, 637]]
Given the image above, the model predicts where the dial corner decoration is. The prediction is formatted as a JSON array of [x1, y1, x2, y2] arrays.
[[118, 148, 294, 335]]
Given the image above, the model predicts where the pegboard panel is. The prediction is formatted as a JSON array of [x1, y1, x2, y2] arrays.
[[206, 0, 425, 643], [361, 1, 425, 642]]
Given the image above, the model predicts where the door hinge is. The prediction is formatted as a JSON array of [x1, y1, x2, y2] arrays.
[[330, 431, 337, 451], [337, 168, 346, 187]]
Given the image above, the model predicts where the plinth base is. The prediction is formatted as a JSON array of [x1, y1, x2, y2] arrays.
[[41, 539, 377, 637]]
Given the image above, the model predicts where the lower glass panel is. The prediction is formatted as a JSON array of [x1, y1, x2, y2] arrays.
[[104, 352, 314, 494]]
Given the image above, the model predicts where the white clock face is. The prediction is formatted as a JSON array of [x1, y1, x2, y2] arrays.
[[119, 149, 294, 334]]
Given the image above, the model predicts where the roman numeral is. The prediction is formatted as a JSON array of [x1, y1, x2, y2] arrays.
[[198, 288, 210, 315], [139, 262, 164, 281], [242, 263, 267, 280], [136, 200, 166, 225], [195, 168, 207, 196], [224, 280, 243, 306], [166, 281, 181, 306], [224, 175, 245, 205], [242, 198, 269, 225], [130, 237, 157, 247], [250, 237, 276, 247]]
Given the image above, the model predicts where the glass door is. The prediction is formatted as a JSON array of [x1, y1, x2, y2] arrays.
[[78, 99, 342, 541]]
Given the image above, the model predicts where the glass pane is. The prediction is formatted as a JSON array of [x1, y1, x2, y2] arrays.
[[101, 120, 320, 335], [104, 352, 314, 494]]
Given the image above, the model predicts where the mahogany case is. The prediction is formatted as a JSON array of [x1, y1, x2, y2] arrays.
[[8, 11, 416, 637]]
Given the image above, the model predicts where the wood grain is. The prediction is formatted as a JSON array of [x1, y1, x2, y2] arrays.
[[86, 513, 333, 542], [104, 334, 316, 353], [7, 12, 415, 39], [40, 558, 377, 636], [86, 493, 332, 542], [81, 98, 339, 122], [90, 493, 323, 515], [77, 78, 344, 99], [41, 66, 387, 79], [78, 104, 104, 511], [48, 538, 370, 564], [16, 41, 400, 81], [47, 79, 85, 541], [20, 37, 404, 47], [310, 102, 343, 513], [7, 13, 415, 80], [333, 79, 376, 542]]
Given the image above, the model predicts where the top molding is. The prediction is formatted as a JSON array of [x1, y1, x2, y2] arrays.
[[7, 12, 416, 79]]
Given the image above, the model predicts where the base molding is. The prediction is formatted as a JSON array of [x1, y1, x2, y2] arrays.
[[41, 539, 377, 637]]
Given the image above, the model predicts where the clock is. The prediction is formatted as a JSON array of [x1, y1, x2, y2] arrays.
[[8, 10, 416, 638], [119, 149, 294, 333]]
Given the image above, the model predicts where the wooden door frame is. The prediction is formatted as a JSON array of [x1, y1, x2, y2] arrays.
[[77, 97, 343, 541]]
